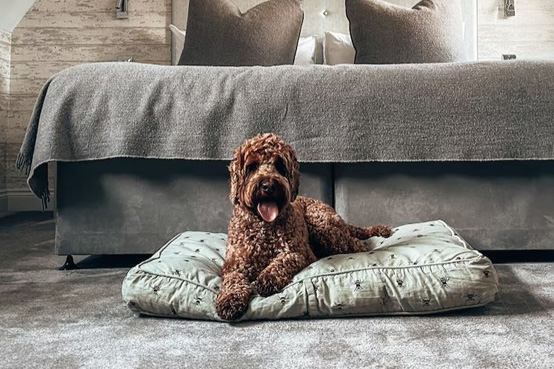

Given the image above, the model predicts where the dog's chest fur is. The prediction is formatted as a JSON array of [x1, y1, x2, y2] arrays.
[[225, 201, 312, 278]]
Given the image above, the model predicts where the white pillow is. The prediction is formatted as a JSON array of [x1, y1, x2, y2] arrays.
[[323, 31, 355, 65], [294, 36, 317, 65], [169, 24, 186, 65], [169, 24, 317, 66]]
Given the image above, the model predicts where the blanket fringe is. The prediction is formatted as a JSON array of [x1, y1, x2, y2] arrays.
[[16, 151, 49, 210], [40, 187, 50, 211], [16, 152, 32, 175]]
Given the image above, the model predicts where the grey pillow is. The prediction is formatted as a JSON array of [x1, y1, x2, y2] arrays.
[[178, 0, 304, 66], [346, 0, 466, 64]]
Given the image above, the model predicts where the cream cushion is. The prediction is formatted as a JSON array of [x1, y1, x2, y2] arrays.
[[323, 31, 355, 65], [122, 220, 498, 321]]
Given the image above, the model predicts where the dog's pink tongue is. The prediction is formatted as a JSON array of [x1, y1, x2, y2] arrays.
[[257, 201, 279, 222]]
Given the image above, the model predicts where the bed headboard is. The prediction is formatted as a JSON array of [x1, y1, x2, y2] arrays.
[[171, 0, 477, 63]]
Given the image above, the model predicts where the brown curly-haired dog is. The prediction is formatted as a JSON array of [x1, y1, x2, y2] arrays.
[[216, 133, 391, 320]]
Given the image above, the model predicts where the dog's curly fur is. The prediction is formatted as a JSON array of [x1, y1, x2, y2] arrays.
[[216, 133, 391, 320]]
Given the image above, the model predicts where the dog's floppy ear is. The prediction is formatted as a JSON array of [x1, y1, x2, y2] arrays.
[[229, 146, 244, 205], [284, 145, 300, 201]]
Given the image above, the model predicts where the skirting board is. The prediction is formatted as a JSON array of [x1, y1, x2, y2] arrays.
[[0, 189, 55, 212]]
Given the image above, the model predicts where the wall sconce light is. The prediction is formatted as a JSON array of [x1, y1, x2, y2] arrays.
[[116, 0, 129, 19], [504, 0, 515, 17]]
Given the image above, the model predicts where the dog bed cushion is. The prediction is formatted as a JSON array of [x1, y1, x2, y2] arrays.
[[122, 220, 498, 321]]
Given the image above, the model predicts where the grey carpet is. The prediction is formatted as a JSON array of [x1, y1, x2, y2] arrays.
[[1, 213, 553, 369]]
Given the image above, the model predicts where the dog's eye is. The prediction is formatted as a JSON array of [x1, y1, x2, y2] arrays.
[[275, 158, 287, 176], [245, 163, 258, 175]]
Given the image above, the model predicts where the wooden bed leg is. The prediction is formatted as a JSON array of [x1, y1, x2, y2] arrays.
[[59, 255, 78, 270]]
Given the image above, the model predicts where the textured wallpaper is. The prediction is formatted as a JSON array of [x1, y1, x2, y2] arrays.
[[1, 0, 171, 210]]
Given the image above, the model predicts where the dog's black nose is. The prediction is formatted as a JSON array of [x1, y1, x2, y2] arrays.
[[260, 182, 272, 193]]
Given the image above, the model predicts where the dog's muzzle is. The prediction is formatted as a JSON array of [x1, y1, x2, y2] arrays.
[[255, 179, 284, 223]]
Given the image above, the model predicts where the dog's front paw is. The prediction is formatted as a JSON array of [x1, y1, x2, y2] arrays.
[[373, 225, 392, 238], [216, 291, 250, 321], [256, 271, 285, 297]]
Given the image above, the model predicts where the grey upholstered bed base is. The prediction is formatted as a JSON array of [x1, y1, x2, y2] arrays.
[[55, 160, 554, 255]]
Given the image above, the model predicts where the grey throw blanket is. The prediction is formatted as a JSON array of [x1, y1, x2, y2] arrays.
[[17, 61, 554, 208]]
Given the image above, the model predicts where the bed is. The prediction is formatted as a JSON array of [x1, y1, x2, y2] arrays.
[[16, 0, 554, 255]]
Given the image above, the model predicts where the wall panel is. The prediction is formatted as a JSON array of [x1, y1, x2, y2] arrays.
[[478, 0, 554, 60], [3, 0, 171, 198], [0, 29, 11, 202]]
